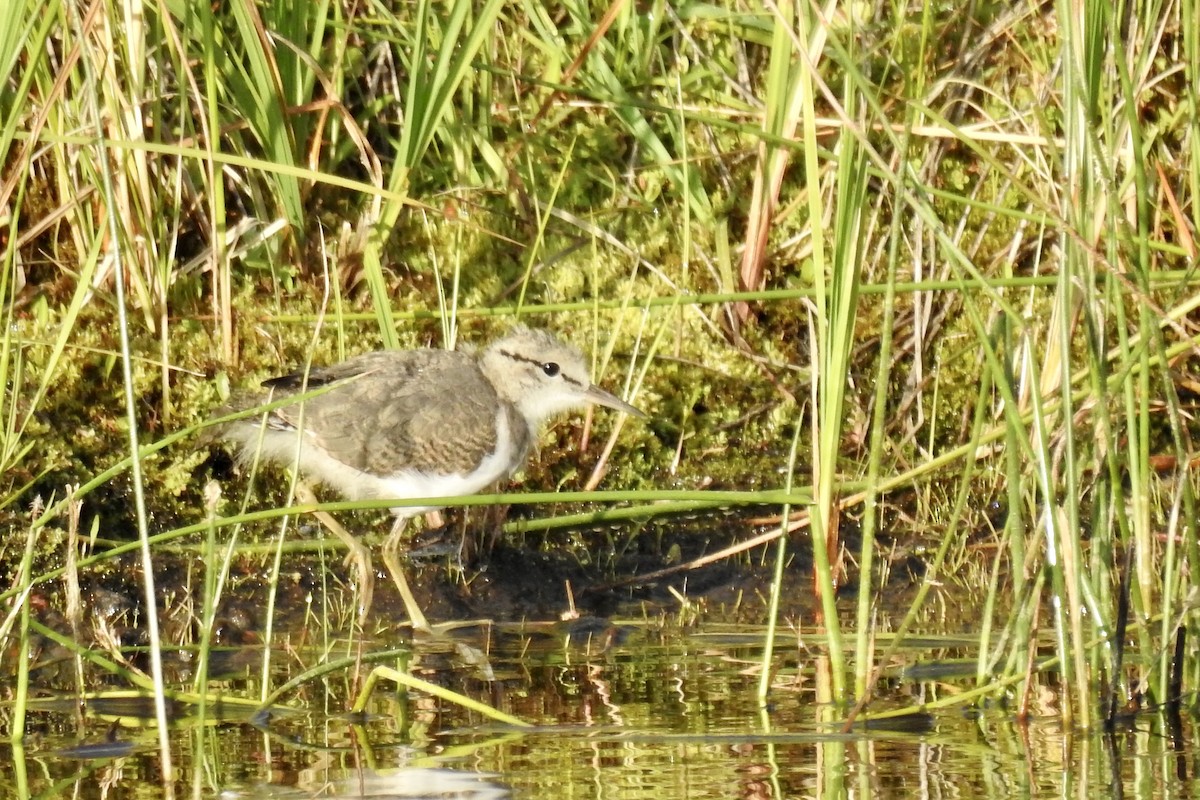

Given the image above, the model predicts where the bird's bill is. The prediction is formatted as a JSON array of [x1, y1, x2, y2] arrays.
[[585, 384, 646, 418]]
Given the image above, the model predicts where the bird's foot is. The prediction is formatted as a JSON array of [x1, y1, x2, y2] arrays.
[[342, 541, 375, 623], [382, 531, 431, 634]]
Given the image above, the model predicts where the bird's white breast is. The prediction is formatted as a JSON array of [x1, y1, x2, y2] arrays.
[[261, 407, 520, 519]]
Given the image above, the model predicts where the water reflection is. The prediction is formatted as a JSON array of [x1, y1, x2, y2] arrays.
[[2, 621, 1198, 798], [225, 767, 511, 799]]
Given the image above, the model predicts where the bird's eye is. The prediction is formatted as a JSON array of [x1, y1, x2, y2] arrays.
[[542, 362, 561, 377]]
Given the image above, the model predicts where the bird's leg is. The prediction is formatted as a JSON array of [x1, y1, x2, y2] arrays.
[[382, 515, 431, 634], [294, 481, 374, 622]]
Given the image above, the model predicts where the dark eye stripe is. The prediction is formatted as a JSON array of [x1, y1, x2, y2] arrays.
[[500, 349, 585, 388]]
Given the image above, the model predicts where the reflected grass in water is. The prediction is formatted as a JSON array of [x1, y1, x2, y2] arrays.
[[2, 619, 1195, 798]]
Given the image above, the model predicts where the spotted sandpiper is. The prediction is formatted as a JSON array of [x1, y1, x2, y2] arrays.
[[218, 326, 644, 630]]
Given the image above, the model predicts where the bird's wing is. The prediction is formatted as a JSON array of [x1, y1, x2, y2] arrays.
[[267, 350, 507, 475], [262, 350, 419, 390]]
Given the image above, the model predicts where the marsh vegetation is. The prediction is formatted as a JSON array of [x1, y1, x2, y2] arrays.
[[2, 0, 1199, 795]]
